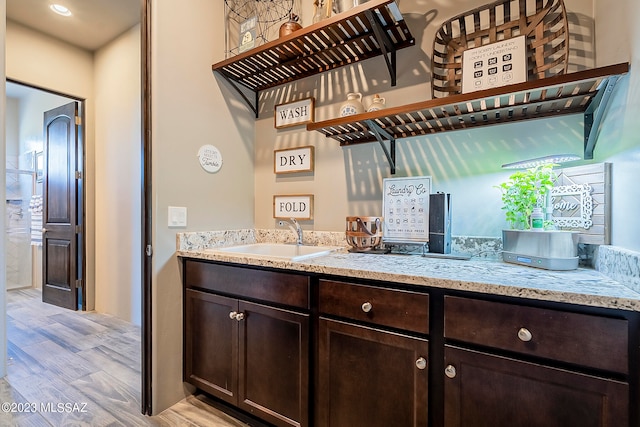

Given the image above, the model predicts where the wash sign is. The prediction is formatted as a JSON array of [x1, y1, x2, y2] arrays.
[[462, 36, 527, 94]]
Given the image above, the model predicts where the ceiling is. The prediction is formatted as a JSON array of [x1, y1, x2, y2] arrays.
[[6, 0, 141, 52]]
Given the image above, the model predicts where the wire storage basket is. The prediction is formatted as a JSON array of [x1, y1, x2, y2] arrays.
[[431, 0, 569, 98], [346, 216, 383, 252]]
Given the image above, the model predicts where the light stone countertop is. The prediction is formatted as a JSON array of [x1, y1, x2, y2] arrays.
[[177, 231, 640, 312]]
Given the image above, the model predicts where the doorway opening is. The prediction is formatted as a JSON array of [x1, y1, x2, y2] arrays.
[[5, 80, 85, 309]]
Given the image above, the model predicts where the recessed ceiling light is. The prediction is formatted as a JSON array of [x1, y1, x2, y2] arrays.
[[50, 4, 72, 17]]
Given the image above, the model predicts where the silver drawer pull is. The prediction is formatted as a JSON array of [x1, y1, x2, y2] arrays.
[[518, 327, 533, 342], [445, 364, 457, 379], [235, 312, 245, 321], [415, 357, 427, 370], [361, 302, 373, 313], [229, 311, 238, 320]]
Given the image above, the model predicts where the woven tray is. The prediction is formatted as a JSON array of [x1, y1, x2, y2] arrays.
[[432, 0, 569, 98]]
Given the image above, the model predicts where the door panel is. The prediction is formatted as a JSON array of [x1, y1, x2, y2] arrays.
[[239, 301, 309, 427], [317, 318, 429, 427], [42, 102, 79, 310], [444, 345, 629, 427], [184, 289, 238, 405]]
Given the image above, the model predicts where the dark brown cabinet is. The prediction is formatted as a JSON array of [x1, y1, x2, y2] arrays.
[[184, 290, 238, 402], [182, 259, 638, 427], [443, 346, 629, 427], [183, 261, 310, 427], [443, 296, 631, 427], [316, 279, 429, 427]]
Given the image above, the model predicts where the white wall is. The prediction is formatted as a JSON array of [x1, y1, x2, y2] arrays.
[[5, 20, 97, 309], [150, 0, 255, 413], [593, 0, 640, 252], [1, 0, 8, 378], [253, 0, 598, 239], [94, 25, 142, 325], [5, 20, 145, 319]]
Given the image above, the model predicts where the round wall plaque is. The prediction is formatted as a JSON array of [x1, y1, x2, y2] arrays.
[[197, 145, 223, 173]]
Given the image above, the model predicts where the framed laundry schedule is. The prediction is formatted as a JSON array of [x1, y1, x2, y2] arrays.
[[382, 176, 432, 243]]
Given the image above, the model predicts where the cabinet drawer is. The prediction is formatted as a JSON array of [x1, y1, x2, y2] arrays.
[[184, 260, 309, 309], [444, 296, 628, 374], [319, 280, 429, 334]]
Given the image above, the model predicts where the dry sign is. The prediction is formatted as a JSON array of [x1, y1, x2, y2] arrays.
[[273, 195, 314, 220], [274, 146, 314, 174]]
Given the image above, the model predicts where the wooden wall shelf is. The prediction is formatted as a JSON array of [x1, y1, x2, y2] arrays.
[[307, 63, 630, 174], [212, 0, 414, 117]]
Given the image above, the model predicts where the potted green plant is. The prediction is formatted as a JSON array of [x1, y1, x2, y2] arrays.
[[496, 164, 581, 270], [495, 164, 556, 230]]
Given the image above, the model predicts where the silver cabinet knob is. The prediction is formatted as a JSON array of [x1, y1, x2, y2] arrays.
[[235, 312, 245, 321], [361, 302, 373, 313], [445, 364, 457, 379], [229, 311, 238, 320], [518, 327, 533, 342], [42, 228, 48, 233], [415, 357, 427, 370]]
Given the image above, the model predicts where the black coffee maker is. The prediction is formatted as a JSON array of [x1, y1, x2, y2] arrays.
[[429, 193, 451, 254]]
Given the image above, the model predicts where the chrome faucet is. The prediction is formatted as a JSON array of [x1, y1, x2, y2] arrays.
[[279, 218, 303, 245]]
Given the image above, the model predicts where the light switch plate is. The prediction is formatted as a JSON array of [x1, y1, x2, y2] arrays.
[[168, 206, 187, 227]]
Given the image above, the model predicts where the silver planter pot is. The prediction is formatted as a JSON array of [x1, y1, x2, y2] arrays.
[[502, 229, 579, 270]]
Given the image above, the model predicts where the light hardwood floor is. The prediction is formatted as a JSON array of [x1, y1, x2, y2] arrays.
[[1, 288, 249, 427]]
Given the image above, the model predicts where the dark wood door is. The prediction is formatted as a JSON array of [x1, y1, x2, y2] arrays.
[[443, 345, 629, 427], [238, 300, 309, 427], [42, 102, 82, 310], [184, 289, 238, 405], [317, 318, 429, 427]]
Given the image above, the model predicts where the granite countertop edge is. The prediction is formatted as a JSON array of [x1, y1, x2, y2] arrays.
[[176, 247, 640, 312]]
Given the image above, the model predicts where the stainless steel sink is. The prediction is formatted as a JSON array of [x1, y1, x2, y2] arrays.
[[206, 243, 342, 261]]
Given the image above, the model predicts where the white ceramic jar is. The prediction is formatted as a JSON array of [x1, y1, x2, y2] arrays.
[[339, 93, 365, 117], [366, 94, 386, 112]]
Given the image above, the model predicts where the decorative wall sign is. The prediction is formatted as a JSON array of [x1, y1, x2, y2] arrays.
[[552, 163, 611, 245], [238, 17, 257, 53], [273, 194, 314, 219], [224, 0, 294, 56], [382, 176, 432, 243], [462, 35, 527, 94], [197, 145, 223, 173], [550, 184, 593, 229], [274, 98, 314, 129], [274, 146, 314, 174]]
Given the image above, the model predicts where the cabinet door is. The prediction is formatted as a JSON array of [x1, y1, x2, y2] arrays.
[[444, 346, 629, 427], [317, 318, 429, 427], [238, 301, 309, 427], [184, 289, 238, 405]]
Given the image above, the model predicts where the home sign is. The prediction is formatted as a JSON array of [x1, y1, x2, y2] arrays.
[[552, 163, 610, 245]]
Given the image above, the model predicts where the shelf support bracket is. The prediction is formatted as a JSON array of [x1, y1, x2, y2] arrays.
[[214, 71, 259, 118], [365, 119, 396, 174], [584, 75, 620, 160], [364, 9, 397, 86]]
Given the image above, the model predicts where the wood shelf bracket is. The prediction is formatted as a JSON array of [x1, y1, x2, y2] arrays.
[[584, 75, 621, 160], [365, 119, 396, 174]]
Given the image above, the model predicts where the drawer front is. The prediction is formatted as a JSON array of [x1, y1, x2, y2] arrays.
[[444, 296, 628, 374], [184, 260, 309, 309], [319, 280, 429, 334]]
